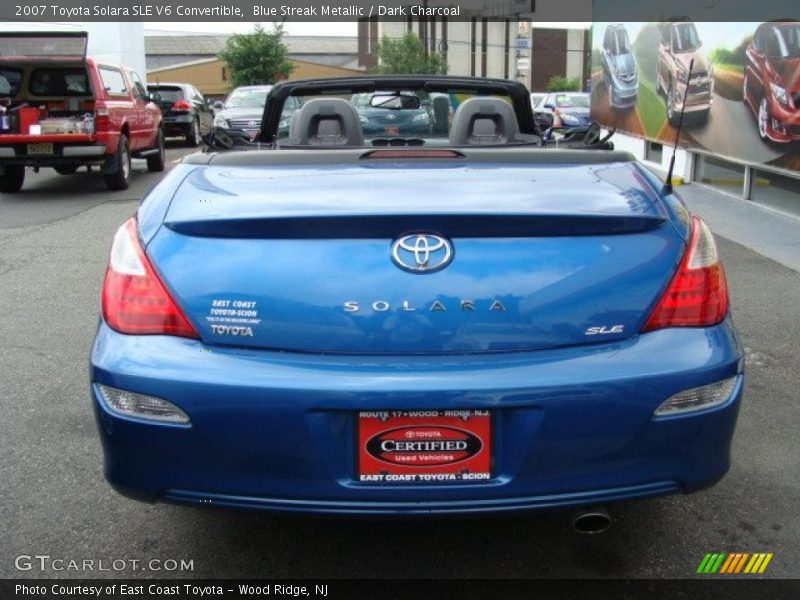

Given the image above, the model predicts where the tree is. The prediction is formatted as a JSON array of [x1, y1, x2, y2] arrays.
[[372, 32, 447, 75], [545, 75, 582, 92], [218, 24, 295, 88]]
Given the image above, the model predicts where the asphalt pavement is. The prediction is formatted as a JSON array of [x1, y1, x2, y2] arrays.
[[690, 94, 783, 165], [0, 150, 798, 579]]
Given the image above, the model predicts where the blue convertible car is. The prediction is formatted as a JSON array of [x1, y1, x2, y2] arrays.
[[91, 76, 742, 526]]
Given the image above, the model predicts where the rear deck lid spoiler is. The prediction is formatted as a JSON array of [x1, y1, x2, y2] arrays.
[[163, 160, 668, 238]]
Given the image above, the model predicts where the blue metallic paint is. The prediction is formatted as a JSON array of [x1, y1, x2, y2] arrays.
[[92, 158, 744, 515], [92, 317, 742, 513]]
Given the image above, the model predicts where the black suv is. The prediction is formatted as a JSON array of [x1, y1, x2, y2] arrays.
[[146, 82, 213, 147]]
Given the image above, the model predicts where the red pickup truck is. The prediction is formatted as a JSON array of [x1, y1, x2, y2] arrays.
[[0, 32, 165, 192]]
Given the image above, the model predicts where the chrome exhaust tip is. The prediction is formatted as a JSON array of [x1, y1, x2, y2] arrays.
[[571, 506, 611, 534]]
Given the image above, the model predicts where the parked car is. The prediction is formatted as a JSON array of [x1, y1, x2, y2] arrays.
[[147, 82, 213, 147], [91, 75, 742, 522], [0, 32, 164, 192], [601, 24, 639, 109], [212, 85, 273, 140], [530, 92, 546, 109], [351, 92, 432, 137], [533, 92, 591, 130], [656, 20, 714, 125], [743, 20, 800, 143]]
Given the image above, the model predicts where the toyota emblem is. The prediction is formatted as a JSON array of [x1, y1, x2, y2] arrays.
[[391, 234, 454, 274]]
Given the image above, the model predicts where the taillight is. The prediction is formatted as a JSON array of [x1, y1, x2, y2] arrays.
[[171, 99, 191, 112], [94, 101, 109, 131], [102, 217, 198, 338], [641, 217, 729, 332]]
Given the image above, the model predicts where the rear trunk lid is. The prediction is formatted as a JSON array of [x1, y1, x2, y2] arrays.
[[147, 85, 186, 116], [146, 154, 683, 354]]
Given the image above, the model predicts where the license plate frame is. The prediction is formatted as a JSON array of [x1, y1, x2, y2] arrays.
[[357, 410, 492, 484], [27, 142, 53, 155]]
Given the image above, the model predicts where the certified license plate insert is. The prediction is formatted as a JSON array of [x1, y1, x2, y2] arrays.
[[357, 410, 492, 484]]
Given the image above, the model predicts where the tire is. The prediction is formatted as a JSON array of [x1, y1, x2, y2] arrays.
[[147, 129, 166, 172], [0, 165, 25, 193], [667, 81, 679, 127], [742, 71, 748, 105], [53, 165, 78, 175], [185, 118, 201, 147], [103, 134, 131, 191], [757, 96, 769, 141]]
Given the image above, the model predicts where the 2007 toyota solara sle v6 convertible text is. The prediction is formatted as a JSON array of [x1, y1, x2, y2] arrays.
[[90, 76, 743, 524]]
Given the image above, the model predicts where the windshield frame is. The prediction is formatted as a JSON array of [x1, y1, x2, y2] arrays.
[[258, 76, 539, 144], [769, 24, 800, 59], [672, 23, 702, 54], [554, 93, 590, 109], [225, 87, 271, 110]]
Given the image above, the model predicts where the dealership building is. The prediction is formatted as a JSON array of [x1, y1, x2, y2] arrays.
[[358, 18, 590, 93]]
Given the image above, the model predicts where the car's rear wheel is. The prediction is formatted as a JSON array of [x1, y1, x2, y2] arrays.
[[104, 135, 131, 191], [0, 165, 25, 193], [54, 165, 78, 175], [147, 129, 166, 172], [185, 119, 201, 147]]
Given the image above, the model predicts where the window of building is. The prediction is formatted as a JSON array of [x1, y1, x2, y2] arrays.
[[750, 169, 800, 218], [470, 18, 477, 77], [221, 67, 227, 81], [504, 19, 510, 79], [481, 19, 488, 77], [694, 155, 746, 196], [645, 141, 663, 165]]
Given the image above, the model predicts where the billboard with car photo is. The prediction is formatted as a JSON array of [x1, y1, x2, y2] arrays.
[[591, 20, 800, 172]]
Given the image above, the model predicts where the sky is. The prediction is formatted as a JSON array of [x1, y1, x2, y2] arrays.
[[143, 21, 590, 36], [144, 22, 358, 36], [591, 22, 761, 52]]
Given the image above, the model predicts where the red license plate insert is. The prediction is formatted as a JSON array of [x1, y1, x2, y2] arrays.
[[357, 410, 492, 484]]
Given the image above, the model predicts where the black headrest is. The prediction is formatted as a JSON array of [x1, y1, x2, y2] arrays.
[[449, 97, 522, 145], [285, 98, 364, 146]]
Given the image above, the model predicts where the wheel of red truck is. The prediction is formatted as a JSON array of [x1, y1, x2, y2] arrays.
[[0, 165, 25, 193], [147, 129, 166, 172], [185, 119, 201, 147], [54, 165, 78, 175], [104, 134, 131, 191]]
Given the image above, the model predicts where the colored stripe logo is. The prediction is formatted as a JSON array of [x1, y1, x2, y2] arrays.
[[696, 552, 773, 574]]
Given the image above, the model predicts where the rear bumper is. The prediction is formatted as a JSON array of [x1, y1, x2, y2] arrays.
[[0, 136, 112, 166], [91, 319, 744, 515], [163, 115, 194, 136]]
